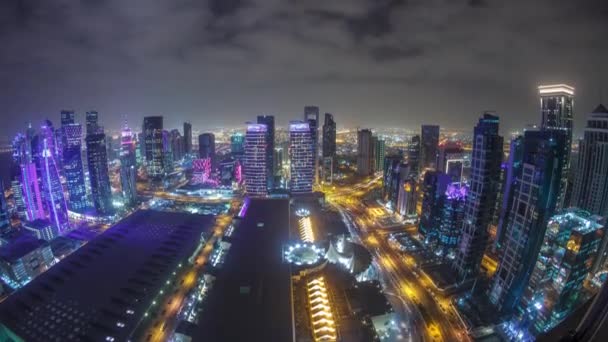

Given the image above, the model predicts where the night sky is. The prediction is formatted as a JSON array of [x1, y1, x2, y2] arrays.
[[1, 0, 607, 137]]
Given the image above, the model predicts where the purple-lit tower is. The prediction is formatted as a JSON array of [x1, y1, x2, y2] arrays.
[[13, 129, 45, 221], [40, 121, 69, 232], [290, 121, 314, 194]]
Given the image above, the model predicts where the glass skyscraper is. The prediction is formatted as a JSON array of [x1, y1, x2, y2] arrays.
[[120, 123, 137, 206], [304, 106, 320, 184], [257, 115, 275, 191], [290, 121, 314, 194], [40, 121, 69, 232], [453, 113, 503, 279], [183, 122, 192, 154], [143, 116, 164, 179], [243, 123, 268, 197], [489, 129, 568, 314], [421, 125, 440, 170], [62, 123, 87, 212], [539, 84, 574, 209], [86, 130, 113, 215]]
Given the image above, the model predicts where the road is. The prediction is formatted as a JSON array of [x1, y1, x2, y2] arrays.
[[139, 214, 234, 342], [326, 175, 469, 342]]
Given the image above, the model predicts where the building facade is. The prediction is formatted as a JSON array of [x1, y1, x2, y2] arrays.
[[62, 123, 87, 212], [120, 123, 138, 206], [244, 123, 268, 197], [290, 121, 314, 194], [489, 129, 568, 314], [183, 122, 192, 154], [304, 106, 320, 184], [40, 122, 69, 233], [453, 113, 503, 279], [421, 125, 440, 170], [357, 129, 375, 176], [257, 115, 275, 191], [143, 116, 164, 179], [86, 131, 113, 215]]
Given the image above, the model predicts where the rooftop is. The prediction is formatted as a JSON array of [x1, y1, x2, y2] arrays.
[[194, 198, 293, 341], [0, 210, 215, 342], [0, 234, 48, 262]]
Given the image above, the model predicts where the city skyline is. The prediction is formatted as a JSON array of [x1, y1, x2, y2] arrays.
[[1, 1, 608, 138]]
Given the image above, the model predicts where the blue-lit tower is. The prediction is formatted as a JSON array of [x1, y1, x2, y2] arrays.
[[120, 122, 138, 206], [86, 128, 113, 215], [62, 122, 87, 212]]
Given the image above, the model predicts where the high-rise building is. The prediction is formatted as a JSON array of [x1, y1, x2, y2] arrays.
[[244, 123, 268, 197], [437, 141, 465, 184], [231, 133, 245, 155], [322, 113, 336, 158], [40, 121, 69, 233], [143, 116, 164, 179], [10, 180, 26, 220], [374, 138, 386, 173], [396, 164, 418, 218], [85, 110, 99, 135], [162, 130, 174, 174], [421, 125, 440, 170], [438, 183, 467, 257], [120, 122, 137, 206], [257, 115, 275, 191], [516, 209, 604, 337], [86, 130, 113, 215], [453, 113, 503, 279], [60, 110, 75, 126], [170, 129, 184, 161], [408, 135, 421, 179], [289, 121, 314, 194], [495, 136, 524, 252], [183, 122, 192, 154], [0, 179, 9, 233], [321, 113, 336, 184], [13, 131, 45, 221], [418, 171, 451, 243], [357, 129, 374, 176], [62, 123, 87, 212], [383, 154, 403, 207], [198, 133, 216, 161], [539, 84, 574, 209], [571, 104, 608, 216], [304, 106, 320, 184], [489, 129, 568, 314]]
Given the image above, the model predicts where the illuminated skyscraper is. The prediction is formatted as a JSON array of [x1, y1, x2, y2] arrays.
[[85, 110, 100, 135], [62, 123, 87, 212], [183, 122, 192, 154], [86, 129, 113, 215], [244, 123, 268, 197], [539, 84, 574, 209], [408, 135, 421, 178], [257, 115, 275, 191], [60, 110, 75, 126], [321, 113, 336, 184], [571, 104, 608, 216], [0, 179, 9, 233], [489, 129, 568, 314], [40, 121, 69, 232], [120, 122, 137, 206], [198, 133, 215, 162], [11, 180, 26, 220], [143, 116, 164, 179], [453, 113, 503, 279], [162, 130, 174, 174], [421, 125, 440, 170], [437, 141, 465, 184], [290, 121, 314, 194], [495, 136, 524, 252], [13, 130, 45, 221], [374, 138, 386, 173], [516, 210, 603, 337], [438, 183, 467, 257], [231, 133, 245, 155], [357, 129, 374, 176], [170, 129, 184, 161], [304, 106, 320, 184]]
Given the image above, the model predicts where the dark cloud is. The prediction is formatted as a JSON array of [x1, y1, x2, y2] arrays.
[[0, 0, 607, 139]]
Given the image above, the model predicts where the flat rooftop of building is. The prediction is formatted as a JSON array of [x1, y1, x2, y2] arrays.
[[0, 210, 215, 342], [194, 198, 294, 341], [0, 234, 48, 263]]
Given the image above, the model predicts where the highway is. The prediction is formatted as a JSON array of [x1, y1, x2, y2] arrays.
[[326, 175, 469, 342]]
